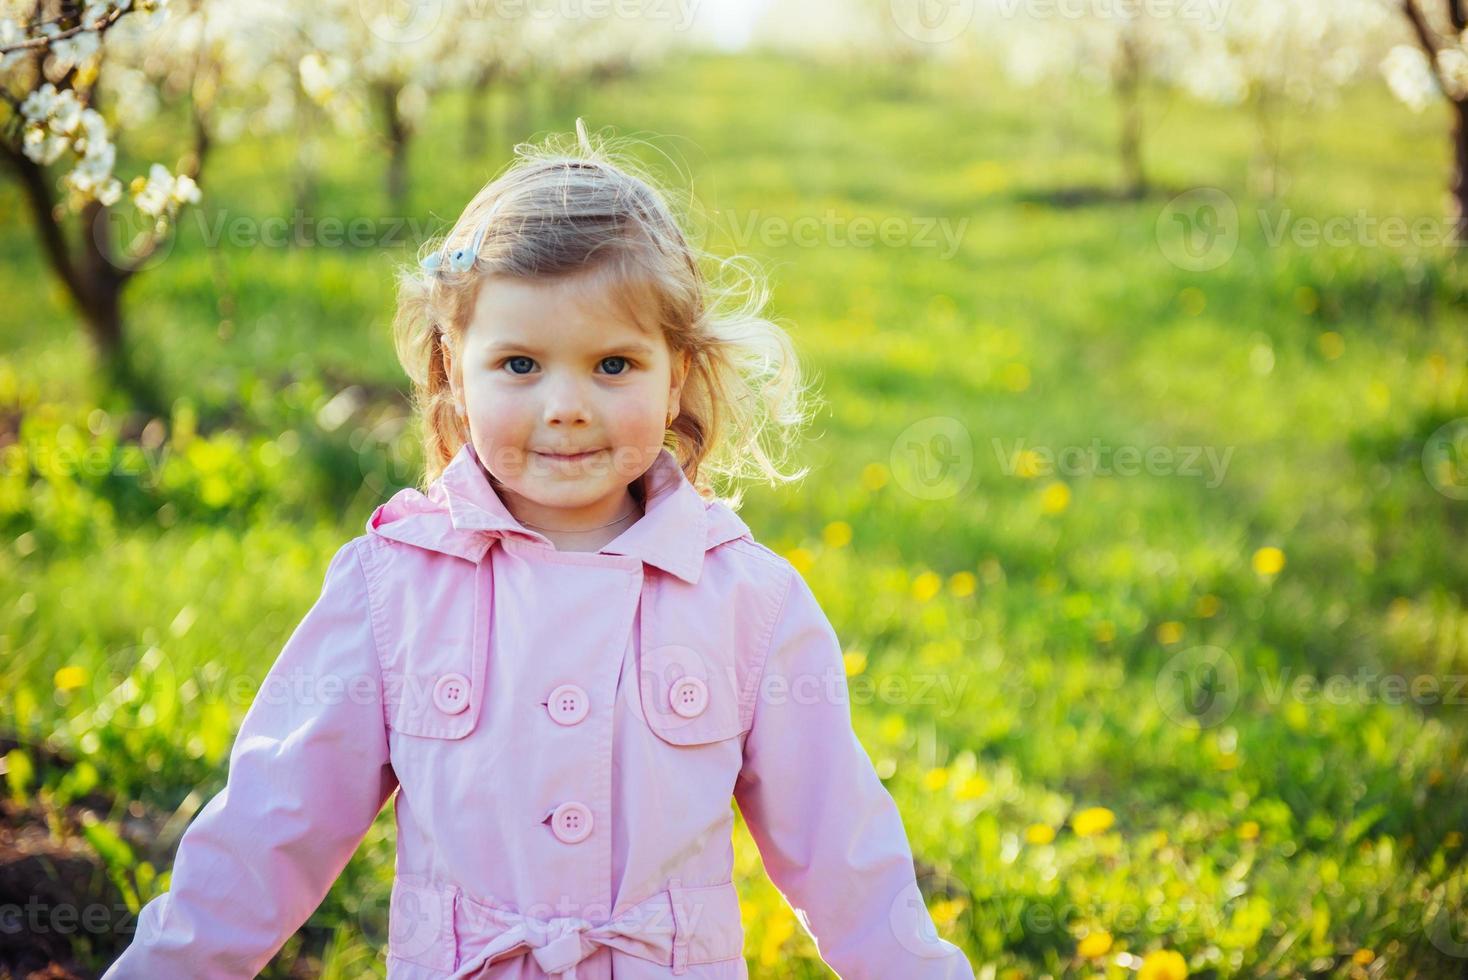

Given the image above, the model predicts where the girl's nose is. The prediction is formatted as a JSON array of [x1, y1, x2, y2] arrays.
[[541, 376, 593, 427]]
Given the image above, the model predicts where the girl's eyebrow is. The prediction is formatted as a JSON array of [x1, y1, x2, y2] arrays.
[[484, 341, 656, 357]]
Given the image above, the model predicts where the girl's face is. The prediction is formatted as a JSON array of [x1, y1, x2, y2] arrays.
[[448, 271, 689, 531]]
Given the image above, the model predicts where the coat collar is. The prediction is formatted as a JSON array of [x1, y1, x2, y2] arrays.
[[366, 442, 752, 585]]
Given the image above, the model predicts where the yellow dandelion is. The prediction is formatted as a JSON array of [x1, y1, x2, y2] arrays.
[[1072, 807, 1115, 837], [823, 520, 853, 549], [1155, 620, 1184, 645], [843, 651, 867, 676], [955, 775, 989, 800], [1025, 824, 1056, 845], [923, 768, 949, 791], [1194, 594, 1220, 618], [1251, 546, 1285, 576], [758, 913, 795, 967], [1077, 931, 1113, 958], [964, 160, 1010, 195], [1040, 481, 1071, 514], [54, 665, 88, 692], [1238, 820, 1260, 841], [930, 897, 966, 931], [1016, 449, 1045, 478], [949, 571, 977, 598], [1352, 948, 1374, 966], [1138, 949, 1188, 980], [912, 571, 942, 603], [786, 547, 815, 575], [861, 463, 889, 491]]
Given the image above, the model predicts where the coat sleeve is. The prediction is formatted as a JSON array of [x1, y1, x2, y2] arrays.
[[733, 565, 975, 980], [734, 566, 974, 979], [103, 538, 399, 980]]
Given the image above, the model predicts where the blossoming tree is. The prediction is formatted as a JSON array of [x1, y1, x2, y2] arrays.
[[1381, 0, 1468, 244], [2, 0, 199, 408]]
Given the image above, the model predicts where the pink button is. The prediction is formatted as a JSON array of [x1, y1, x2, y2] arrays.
[[433, 672, 470, 715], [669, 676, 708, 719], [547, 684, 589, 726], [550, 802, 593, 843]]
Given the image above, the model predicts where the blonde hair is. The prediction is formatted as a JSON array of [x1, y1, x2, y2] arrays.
[[391, 120, 819, 511]]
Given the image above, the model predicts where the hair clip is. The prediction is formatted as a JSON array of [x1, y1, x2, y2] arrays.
[[421, 213, 491, 275]]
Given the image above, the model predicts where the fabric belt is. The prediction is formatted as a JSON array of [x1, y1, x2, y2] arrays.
[[446, 877, 725, 979]]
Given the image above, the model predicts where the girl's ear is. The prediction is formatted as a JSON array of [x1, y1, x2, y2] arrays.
[[669, 348, 691, 403], [440, 333, 462, 405]]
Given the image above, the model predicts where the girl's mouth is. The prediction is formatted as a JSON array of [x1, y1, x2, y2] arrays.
[[536, 450, 602, 462]]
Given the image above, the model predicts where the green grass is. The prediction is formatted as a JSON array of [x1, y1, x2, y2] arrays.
[[3, 47, 1468, 978]]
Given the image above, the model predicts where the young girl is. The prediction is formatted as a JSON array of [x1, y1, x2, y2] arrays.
[[103, 123, 975, 980]]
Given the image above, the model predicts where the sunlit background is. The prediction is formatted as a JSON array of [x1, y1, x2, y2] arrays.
[[3, 0, 1468, 977]]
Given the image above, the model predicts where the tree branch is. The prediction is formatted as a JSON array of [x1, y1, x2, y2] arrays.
[[0, 7, 127, 55], [0, 137, 85, 301], [1402, 0, 1452, 92]]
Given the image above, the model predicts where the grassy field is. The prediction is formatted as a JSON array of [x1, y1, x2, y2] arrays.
[[3, 47, 1468, 978]]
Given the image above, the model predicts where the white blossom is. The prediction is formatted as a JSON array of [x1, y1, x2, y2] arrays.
[[0, 18, 27, 71], [20, 82, 59, 122], [1382, 44, 1440, 112], [131, 163, 199, 216]]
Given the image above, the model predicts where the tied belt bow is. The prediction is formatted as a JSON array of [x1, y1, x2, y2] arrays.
[[446, 878, 698, 979]]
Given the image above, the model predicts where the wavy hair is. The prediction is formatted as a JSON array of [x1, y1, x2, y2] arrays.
[[391, 120, 818, 511]]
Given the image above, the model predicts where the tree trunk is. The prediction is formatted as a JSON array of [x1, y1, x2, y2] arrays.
[[378, 81, 411, 215], [77, 201, 168, 415], [1115, 33, 1146, 199], [0, 143, 165, 414], [292, 131, 321, 247], [1251, 86, 1281, 200]]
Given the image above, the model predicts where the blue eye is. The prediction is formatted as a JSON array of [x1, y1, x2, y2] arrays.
[[495, 356, 634, 376]]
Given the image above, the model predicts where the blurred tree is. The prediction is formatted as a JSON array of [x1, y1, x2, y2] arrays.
[[1383, 1, 1468, 245], [989, 4, 1223, 198], [1, 0, 202, 412], [1195, 0, 1398, 198]]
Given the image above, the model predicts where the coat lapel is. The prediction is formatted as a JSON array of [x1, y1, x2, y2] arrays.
[[366, 442, 753, 584]]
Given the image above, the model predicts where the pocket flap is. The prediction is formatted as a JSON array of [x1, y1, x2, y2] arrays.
[[383, 667, 482, 739], [382, 557, 491, 739], [638, 643, 744, 745]]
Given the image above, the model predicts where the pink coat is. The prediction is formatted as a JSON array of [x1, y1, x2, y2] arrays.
[[103, 442, 975, 979]]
